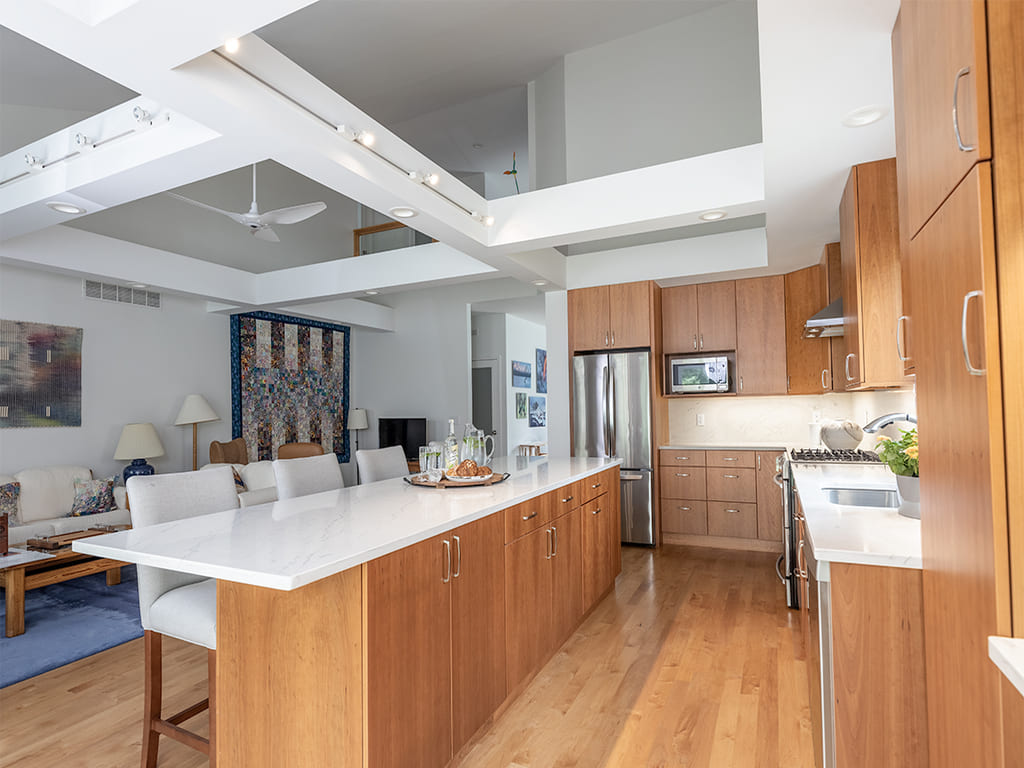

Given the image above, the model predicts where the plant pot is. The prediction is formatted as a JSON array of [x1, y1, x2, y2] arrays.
[[896, 474, 921, 519]]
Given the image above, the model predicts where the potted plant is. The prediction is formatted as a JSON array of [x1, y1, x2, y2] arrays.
[[875, 428, 920, 518]]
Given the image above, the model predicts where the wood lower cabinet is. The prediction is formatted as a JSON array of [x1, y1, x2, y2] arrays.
[[706, 467, 756, 504], [707, 501, 757, 539], [735, 276, 787, 395], [582, 494, 619, 612], [549, 509, 583, 648], [661, 499, 708, 535], [366, 533, 453, 768], [756, 451, 784, 543]]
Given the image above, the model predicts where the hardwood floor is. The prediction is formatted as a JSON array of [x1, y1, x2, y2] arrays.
[[0, 546, 812, 768]]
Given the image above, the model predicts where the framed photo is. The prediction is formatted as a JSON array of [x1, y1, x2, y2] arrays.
[[516, 392, 527, 419], [536, 348, 547, 393], [511, 360, 532, 388], [529, 396, 546, 427]]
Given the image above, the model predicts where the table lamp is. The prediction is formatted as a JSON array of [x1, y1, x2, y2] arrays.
[[174, 394, 220, 471], [348, 408, 368, 482], [114, 422, 165, 483]]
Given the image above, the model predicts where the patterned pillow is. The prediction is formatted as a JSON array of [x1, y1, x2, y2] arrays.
[[232, 467, 246, 492], [0, 482, 20, 525], [70, 476, 116, 517]]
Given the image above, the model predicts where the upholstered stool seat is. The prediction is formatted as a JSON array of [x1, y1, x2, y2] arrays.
[[147, 578, 217, 650], [273, 453, 344, 499], [356, 446, 409, 484]]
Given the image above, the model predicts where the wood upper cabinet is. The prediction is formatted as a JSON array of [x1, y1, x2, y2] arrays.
[[892, 11, 915, 376], [735, 275, 787, 395], [662, 281, 736, 354], [450, 513, 506, 752], [784, 264, 832, 395], [900, 0, 990, 239], [839, 159, 905, 390], [367, 533, 452, 768], [569, 281, 653, 352], [755, 451, 784, 543], [912, 163, 1008, 768]]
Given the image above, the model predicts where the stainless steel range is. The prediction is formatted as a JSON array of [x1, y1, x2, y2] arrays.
[[777, 447, 881, 608]]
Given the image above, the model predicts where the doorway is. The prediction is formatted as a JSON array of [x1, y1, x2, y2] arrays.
[[471, 358, 504, 457]]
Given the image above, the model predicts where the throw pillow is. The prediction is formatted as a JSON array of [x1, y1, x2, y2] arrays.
[[0, 481, 21, 525], [232, 467, 246, 492], [70, 477, 116, 517]]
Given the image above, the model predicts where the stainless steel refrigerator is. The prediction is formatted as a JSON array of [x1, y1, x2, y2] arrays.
[[572, 351, 654, 545]]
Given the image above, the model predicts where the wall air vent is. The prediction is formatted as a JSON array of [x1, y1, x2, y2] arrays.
[[83, 280, 160, 309]]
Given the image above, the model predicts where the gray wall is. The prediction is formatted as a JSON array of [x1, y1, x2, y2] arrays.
[[529, 60, 568, 191]]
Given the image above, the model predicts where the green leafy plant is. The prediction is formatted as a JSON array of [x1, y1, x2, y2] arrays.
[[875, 428, 919, 477]]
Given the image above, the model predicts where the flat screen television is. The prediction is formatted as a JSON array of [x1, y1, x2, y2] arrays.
[[378, 417, 427, 461]]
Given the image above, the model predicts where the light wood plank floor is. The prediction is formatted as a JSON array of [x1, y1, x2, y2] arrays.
[[0, 545, 812, 768]]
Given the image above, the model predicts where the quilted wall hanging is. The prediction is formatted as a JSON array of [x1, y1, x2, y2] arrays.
[[0, 319, 83, 428], [230, 311, 350, 462]]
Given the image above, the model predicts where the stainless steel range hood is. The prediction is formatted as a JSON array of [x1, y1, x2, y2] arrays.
[[802, 298, 845, 338]]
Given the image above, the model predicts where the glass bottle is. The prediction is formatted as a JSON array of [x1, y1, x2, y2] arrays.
[[443, 419, 460, 475]]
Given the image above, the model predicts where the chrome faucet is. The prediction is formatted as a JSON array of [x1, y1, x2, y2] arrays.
[[863, 412, 918, 433]]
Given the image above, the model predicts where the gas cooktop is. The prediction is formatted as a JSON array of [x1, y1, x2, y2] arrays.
[[788, 448, 882, 464]]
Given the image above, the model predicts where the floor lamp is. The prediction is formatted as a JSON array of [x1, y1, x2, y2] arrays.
[[175, 394, 220, 471], [348, 408, 368, 484]]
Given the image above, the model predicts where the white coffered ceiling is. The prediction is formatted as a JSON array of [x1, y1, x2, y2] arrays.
[[0, 0, 899, 328]]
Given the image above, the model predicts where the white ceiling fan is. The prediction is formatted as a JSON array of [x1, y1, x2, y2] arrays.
[[166, 164, 327, 242]]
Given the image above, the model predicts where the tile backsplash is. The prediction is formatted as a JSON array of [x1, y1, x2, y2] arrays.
[[666, 388, 917, 449]]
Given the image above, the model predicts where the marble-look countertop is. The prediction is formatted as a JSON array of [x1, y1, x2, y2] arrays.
[[74, 456, 619, 592], [989, 637, 1024, 699], [0, 547, 54, 568], [792, 463, 922, 572], [659, 443, 788, 451]]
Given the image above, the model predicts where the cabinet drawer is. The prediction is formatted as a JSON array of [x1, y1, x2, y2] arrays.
[[706, 467, 756, 502], [661, 468, 707, 500], [661, 499, 708, 535], [659, 449, 706, 467], [555, 481, 582, 513], [504, 491, 555, 543], [707, 501, 758, 539], [579, 469, 613, 504], [706, 450, 756, 468]]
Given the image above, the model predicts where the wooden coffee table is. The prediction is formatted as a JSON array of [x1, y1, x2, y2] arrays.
[[0, 529, 129, 638]]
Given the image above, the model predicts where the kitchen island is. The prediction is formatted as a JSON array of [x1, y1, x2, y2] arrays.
[[75, 455, 622, 768]]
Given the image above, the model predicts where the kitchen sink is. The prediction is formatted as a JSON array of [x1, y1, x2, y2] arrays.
[[823, 487, 899, 508]]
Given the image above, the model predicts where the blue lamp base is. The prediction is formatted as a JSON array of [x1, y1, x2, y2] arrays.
[[123, 458, 155, 485]]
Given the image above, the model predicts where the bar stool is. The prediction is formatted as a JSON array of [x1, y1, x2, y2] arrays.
[[127, 466, 239, 768], [273, 453, 344, 499]]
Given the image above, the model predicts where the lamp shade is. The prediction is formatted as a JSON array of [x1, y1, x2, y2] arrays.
[[114, 423, 165, 460], [174, 394, 219, 426], [348, 408, 368, 431]]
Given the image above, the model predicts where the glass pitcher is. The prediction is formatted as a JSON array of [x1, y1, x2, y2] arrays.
[[460, 423, 495, 467]]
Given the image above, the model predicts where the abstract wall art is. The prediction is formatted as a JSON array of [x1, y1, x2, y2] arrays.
[[0, 319, 83, 428], [529, 396, 546, 428], [231, 311, 350, 462], [511, 360, 531, 388], [535, 348, 547, 393]]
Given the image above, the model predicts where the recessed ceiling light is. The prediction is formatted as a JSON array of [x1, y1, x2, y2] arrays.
[[842, 105, 888, 127], [47, 201, 86, 215], [532, 280, 548, 287], [389, 206, 417, 219], [472, 143, 484, 150], [224, 38, 240, 53], [365, 290, 380, 296], [131, 283, 148, 289], [698, 210, 727, 222]]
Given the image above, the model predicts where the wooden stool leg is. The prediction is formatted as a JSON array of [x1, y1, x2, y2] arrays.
[[142, 630, 162, 768], [208, 649, 217, 768]]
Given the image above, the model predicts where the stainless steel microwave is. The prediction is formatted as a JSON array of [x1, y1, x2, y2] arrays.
[[670, 355, 729, 393]]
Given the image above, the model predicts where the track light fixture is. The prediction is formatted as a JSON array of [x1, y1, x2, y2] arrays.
[[224, 38, 240, 54], [74, 133, 95, 150], [25, 154, 44, 172], [132, 106, 150, 123], [336, 124, 375, 147], [408, 170, 441, 186], [471, 212, 495, 227]]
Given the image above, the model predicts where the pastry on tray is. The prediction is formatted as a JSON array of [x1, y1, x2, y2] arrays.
[[449, 460, 492, 478]]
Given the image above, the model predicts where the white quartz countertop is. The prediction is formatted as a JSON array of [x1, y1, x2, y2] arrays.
[[989, 637, 1024, 699], [659, 444, 787, 451], [792, 463, 922, 570], [74, 456, 619, 592]]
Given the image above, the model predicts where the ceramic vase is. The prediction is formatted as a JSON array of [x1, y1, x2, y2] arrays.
[[896, 474, 921, 519]]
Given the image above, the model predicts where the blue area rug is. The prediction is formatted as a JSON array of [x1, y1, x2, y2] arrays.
[[0, 565, 141, 688]]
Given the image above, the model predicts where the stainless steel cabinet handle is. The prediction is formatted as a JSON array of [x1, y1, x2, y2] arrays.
[[773, 472, 784, 489], [723, 474, 740, 479], [546, 529, 552, 560], [723, 457, 738, 461], [700, 333, 704, 350], [961, 290, 986, 375], [692, 334, 697, 350], [591, 482, 601, 489], [724, 508, 740, 513], [605, 331, 609, 346], [591, 507, 602, 515], [845, 353, 856, 382], [442, 539, 451, 583], [679, 505, 691, 511], [675, 473, 689, 477], [821, 368, 829, 390], [897, 315, 911, 362], [522, 510, 538, 521], [953, 66, 976, 152], [561, 495, 574, 503], [757, 454, 761, 471], [674, 456, 690, 461], [611, 330, 615, 346], [739, 376, 744, 391], [452, 535, 462, 579], [552, 525, 558, 557], [796, 539, 808, 580]]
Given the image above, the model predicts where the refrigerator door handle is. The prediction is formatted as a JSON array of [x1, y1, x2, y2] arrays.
[[608, 367, 616, 456], [602, 365, 611, 457]]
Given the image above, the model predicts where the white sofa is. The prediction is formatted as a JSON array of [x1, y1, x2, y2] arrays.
[[0, 465, 130, 546], [200, 460, 279, 507]]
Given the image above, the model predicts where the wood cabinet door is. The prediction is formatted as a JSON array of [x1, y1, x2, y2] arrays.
[[913, 163, 1008, 768], [366, 533, 452, 768], [901, 0, 990, 239], [696, 280, 737, 352], [784, 265, 831, 394], [755, 451, 784, 543], [823, 242, 845, 392], [735, 276, 787, 395], [504, 525, 553, 691], [608, 281, 651, 348], [839, 167, 863, 389], [568, 286, 610, 352], [892, 11, 915, 376], [662, 284, 699, 354], [549, 508, 583, 648], [451, 513, 506, 752], [582, 495, 614, 612]]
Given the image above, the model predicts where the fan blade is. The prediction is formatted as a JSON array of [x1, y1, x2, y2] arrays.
[[253, 226, 280, 243], [166, 192, 247, 224], [260, 201, 327, 225]]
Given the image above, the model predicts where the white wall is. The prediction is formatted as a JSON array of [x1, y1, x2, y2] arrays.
[[0, 263, 232, 477], [545, 291, 570, 457], [504, 314, 547, 454], [528, 60, 567, 191]]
